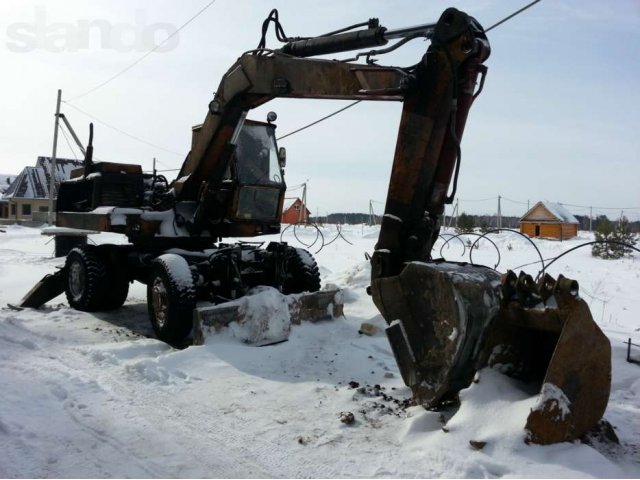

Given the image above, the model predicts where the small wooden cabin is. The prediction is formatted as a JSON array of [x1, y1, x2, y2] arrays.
[[519, 201, 579, 240], [281, 197, 310, 224]]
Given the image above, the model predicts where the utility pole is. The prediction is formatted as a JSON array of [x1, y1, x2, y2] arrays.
[[454, 198, 459, 229], [497, 195, 502, 229], [369, 200, 376, 226], [48, 89, 62, 224], [153, 157, 157, 177], [589, 206, 593, 232], [300, 181, 308, 223]]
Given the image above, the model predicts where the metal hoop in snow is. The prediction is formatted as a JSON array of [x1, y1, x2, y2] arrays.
[[536, 240, 640, 281], [324, 224, 354, 247], [437, 233, 467, 258], [470, 229, 541, 271]]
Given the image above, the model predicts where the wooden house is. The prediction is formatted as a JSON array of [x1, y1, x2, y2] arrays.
[[281, 197, 310, 224], [519, 201, 579, 240]]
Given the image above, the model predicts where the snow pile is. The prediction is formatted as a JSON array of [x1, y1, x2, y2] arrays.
[[198, 286, 291, 346]]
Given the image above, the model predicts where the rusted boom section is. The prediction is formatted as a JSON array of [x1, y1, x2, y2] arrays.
[[371, 262, 611, 444]]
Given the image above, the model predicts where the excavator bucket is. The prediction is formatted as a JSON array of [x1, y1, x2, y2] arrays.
[[370, 262, 611, 444], [487, 272, 611, 444]]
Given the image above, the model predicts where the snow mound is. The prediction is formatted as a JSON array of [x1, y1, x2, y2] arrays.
[[204, 286, 291, 346]]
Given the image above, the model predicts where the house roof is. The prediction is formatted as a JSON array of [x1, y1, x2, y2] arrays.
[[283, 197, 301, 211], [3, 157, 82, 200], [282, 197, 310, 214], [0, 175, 17, 196], [519, 200, 579, 224]]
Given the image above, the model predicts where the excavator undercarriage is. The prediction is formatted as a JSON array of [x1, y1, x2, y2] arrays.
[[18, 7, 610, 445]]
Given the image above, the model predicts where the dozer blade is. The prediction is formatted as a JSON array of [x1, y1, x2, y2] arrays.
[[192, 288, 343, 346], [16, 269, 66, 309], [371, 262, 611, 444]]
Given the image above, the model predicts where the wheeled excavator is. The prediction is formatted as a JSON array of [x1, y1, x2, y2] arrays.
[[19, 8, 611, 445]]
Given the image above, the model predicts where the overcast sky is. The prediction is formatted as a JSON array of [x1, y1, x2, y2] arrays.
[[0, 0, 638, 219]]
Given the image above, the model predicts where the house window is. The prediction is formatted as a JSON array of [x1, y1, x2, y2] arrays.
[[10, 204, 16, 216], [294, 204, 301, 211], [22, 204, 32, 216]]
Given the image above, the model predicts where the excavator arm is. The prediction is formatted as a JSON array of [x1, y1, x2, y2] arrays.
[[175, 8, 489, 267]]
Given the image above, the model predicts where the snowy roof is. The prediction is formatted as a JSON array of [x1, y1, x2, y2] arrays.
[[0, 174, 17, 196], [2, 156, 82, 200], [283, 197, 302, 211], [519, 200, 579, 224]]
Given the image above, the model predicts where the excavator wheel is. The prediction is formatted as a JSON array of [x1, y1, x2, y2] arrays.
[[282, 247, 321, 294], [147, 254, 196, 346], [64, 245, 109, 312]]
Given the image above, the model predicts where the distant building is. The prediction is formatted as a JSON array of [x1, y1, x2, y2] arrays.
[[281, 197, 310, 224], [519, 200, 579, 240], [2, 156, 82, 221], [0, 175, 17, 218]]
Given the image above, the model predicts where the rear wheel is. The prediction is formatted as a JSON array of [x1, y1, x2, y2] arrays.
[[147, 254, 196, 346], [64, 245, 108, 312], [282, 247, 321, 294]]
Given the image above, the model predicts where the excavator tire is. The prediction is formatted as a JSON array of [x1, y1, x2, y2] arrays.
[[282, 247, 321, 294], [147, 254, 196, 346], [64, 245, 109, 312]]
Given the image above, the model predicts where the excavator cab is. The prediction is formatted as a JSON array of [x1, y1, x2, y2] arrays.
[[230, 119, 286, 223]]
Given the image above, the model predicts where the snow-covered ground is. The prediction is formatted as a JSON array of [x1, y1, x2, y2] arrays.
[[0, 223, 638, 478]]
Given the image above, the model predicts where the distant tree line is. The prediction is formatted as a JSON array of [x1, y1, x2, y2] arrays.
[[310, 212, 640, 233]]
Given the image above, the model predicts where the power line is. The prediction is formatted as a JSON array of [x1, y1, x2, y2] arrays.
[[561, 202, 640, 211], [67, 0, 219, 102], [276, 101, 362, 141], [62, 101, 183, 162], [58, 125, 79, 160], [458, 196, 497, 202], [501, 196, 528, 205], [485, 0, 542, 32], [274, 2, 542, 142]]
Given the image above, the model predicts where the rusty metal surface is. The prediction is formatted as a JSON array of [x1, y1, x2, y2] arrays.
[[18, 270, 66, 308], [483, 271, 611, 445], [288, 289, 343, 325], [371, 261, 502, 405], [373, 262, 611, 444], [523, 296, 611, 444]]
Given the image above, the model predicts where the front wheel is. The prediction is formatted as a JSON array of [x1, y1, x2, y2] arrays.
[[147, 254, 196, 346], [282, 247, 321, 294]]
